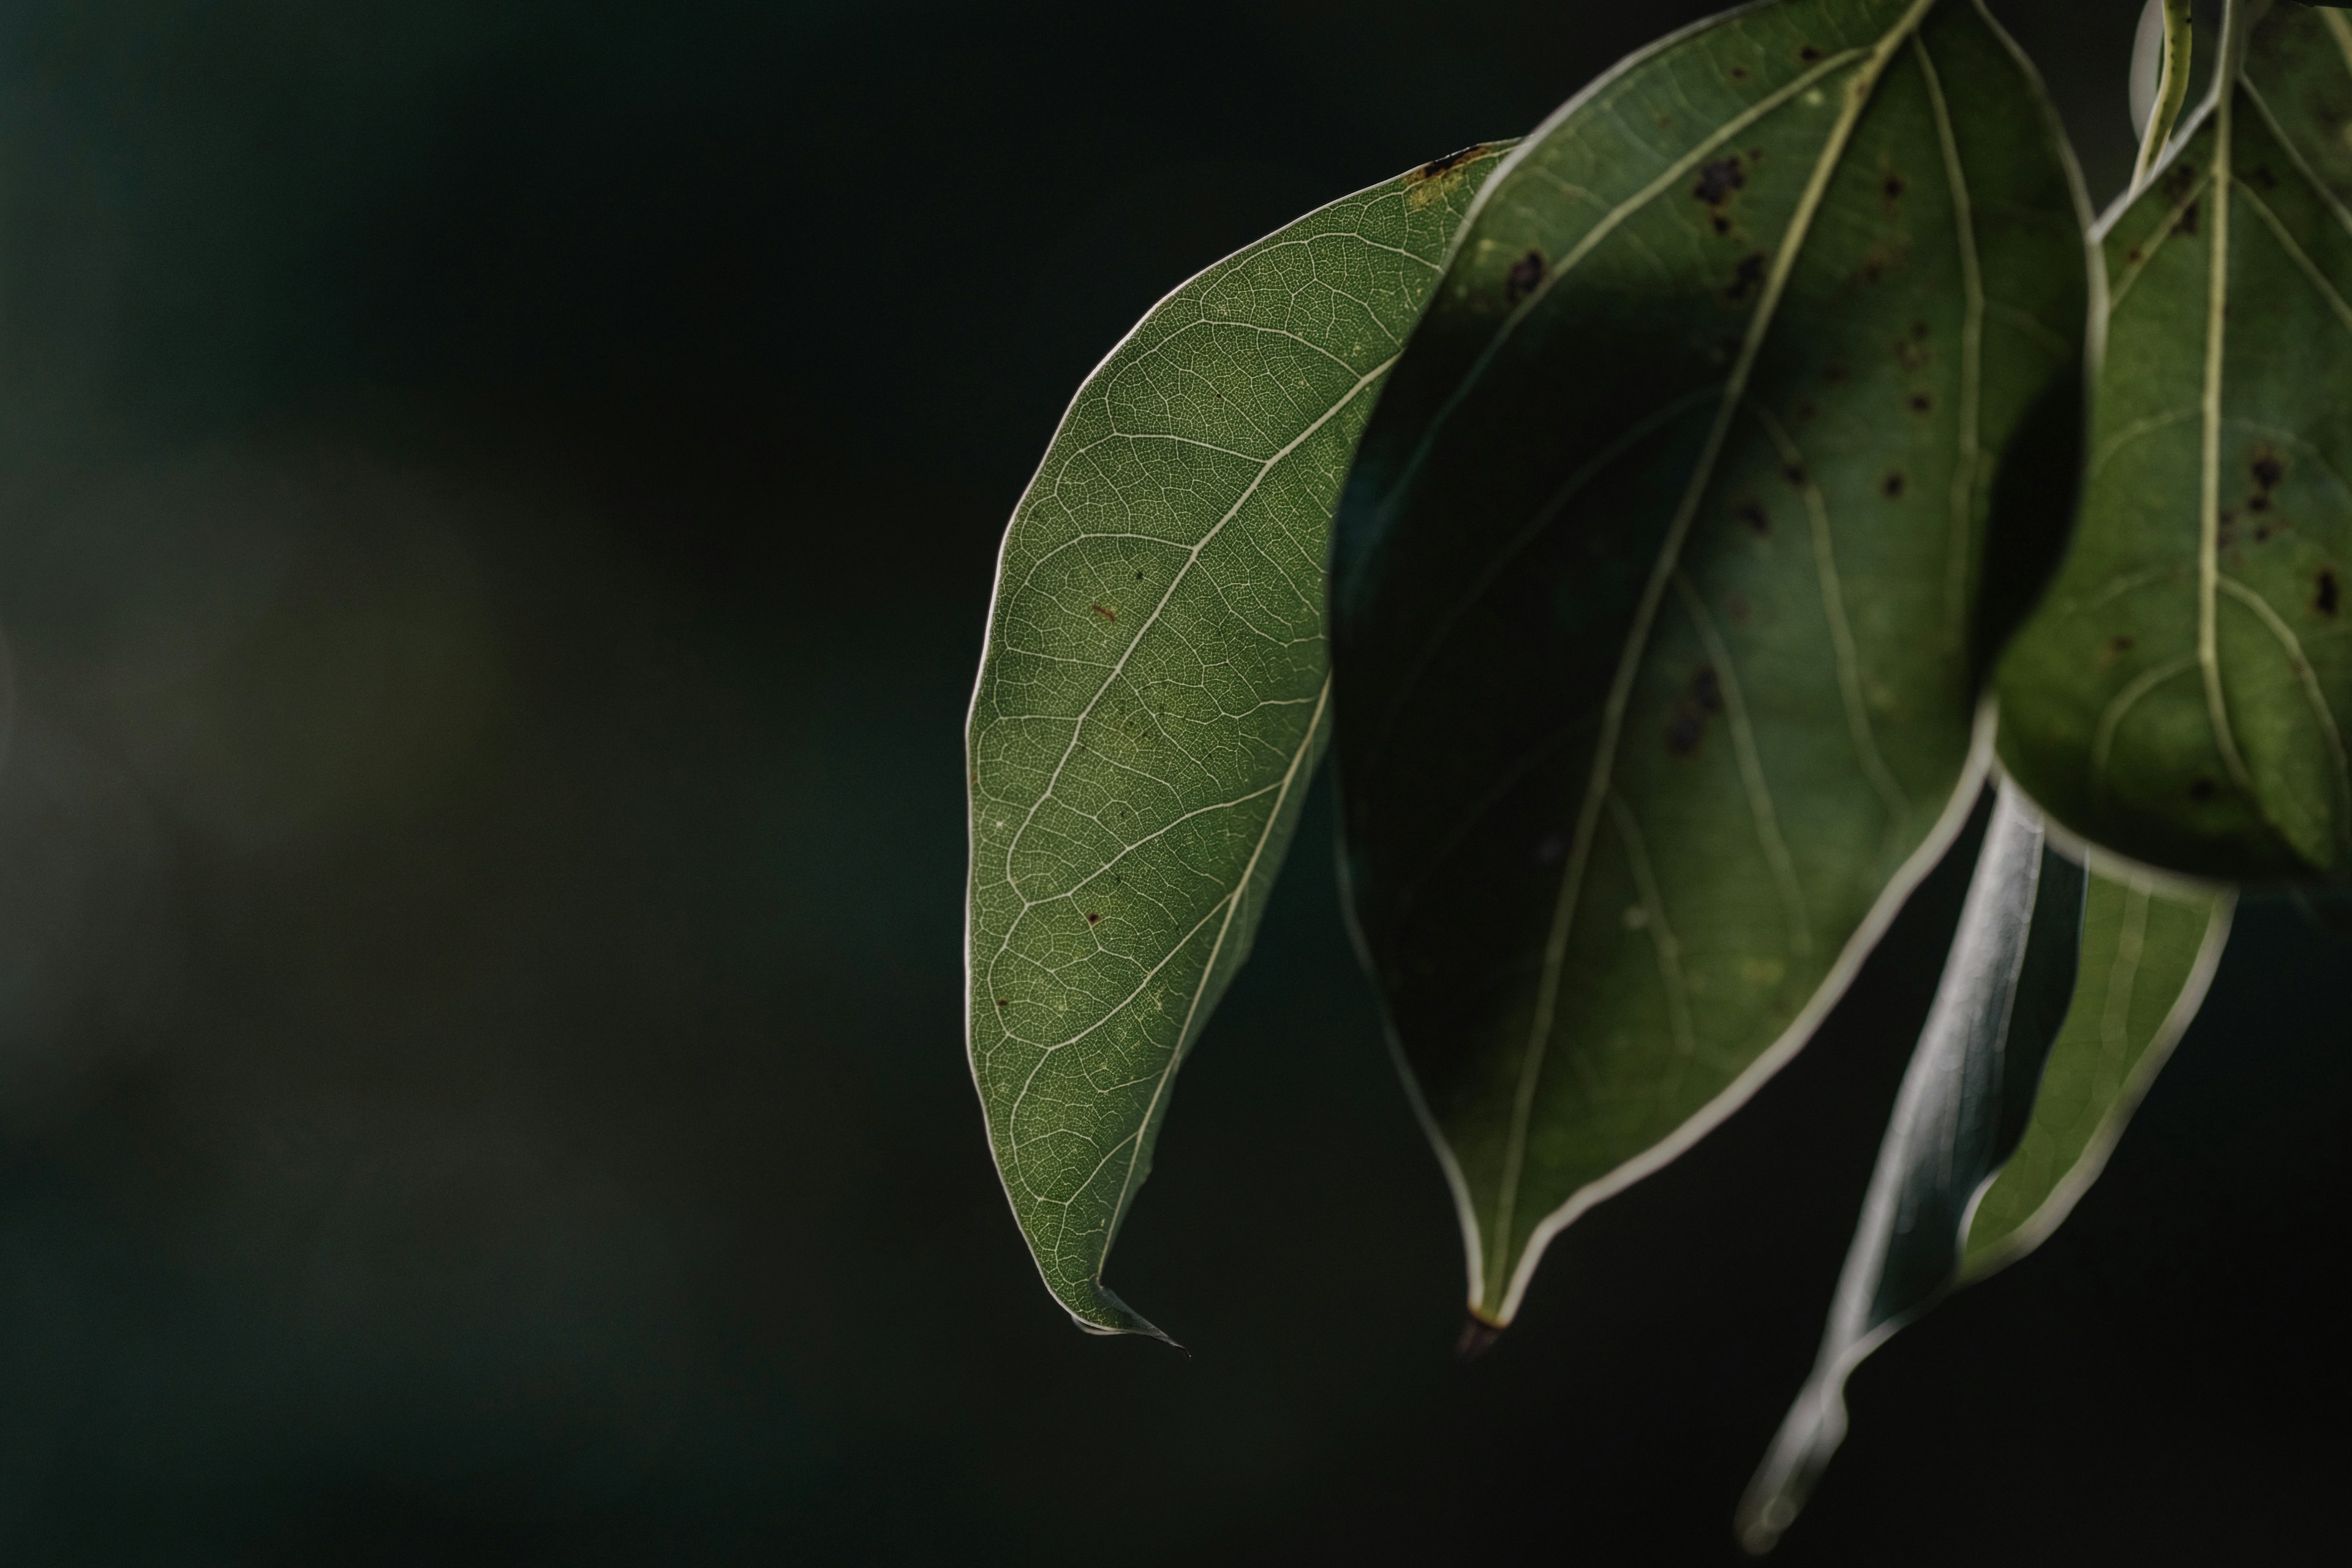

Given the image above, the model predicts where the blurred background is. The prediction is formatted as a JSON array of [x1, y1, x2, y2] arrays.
[[0, 0, 2342, 1561]]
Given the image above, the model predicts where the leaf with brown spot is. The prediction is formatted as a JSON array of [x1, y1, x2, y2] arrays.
[[1329, 0, 2087, 1329]]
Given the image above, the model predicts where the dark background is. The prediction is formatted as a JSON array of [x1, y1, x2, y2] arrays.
[[0, 0, 2342, 1561]]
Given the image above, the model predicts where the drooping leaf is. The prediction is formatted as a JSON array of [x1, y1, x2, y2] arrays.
[[1959, 865, 2231, 1276], [1328, 0, 2090, 1327], [1736, 782, 2083, 1554], [965, 146, 1509, 1338], [1996, 0, 2352, 881]]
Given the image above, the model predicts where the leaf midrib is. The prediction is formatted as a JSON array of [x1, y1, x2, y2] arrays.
[[1483, 0, 1943, 1314]]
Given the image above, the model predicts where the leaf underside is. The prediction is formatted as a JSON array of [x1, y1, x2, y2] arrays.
[[1997, 3, 2352, 881], [1329, 0, 2087, 1325], [1739, 810, 2228, 1551], [1961, 864, 2230, 1275], [965, 146, 1509, 1337], [1739, 783, 2084, 1553]]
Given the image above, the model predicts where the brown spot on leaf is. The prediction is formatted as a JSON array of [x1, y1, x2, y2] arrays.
[[1413, 145, 1486, 180], [1728, 66, 1749, 82], [2176, 200, 2200, 237], [1692, 666, 1724, 714], [2111, 635, 2135, 655], [1666, 712, 1705, 756], [2190, 778, 2218, 801], [2125, 246, 2143, 266], [1086, 911, 1101, 924], [1800, 44, 1822, 61], [1092, 604, 1117, 622], [1882, 470, 1907, 499], [1796, 401, 1818, 423], [1908, 392, 1932, 414], [1824, 361, 1850, 385], [2253, 453, 2284, 492], [2252, 164, 2278, 192], [995, 998, 1011, 1008], [1784, 464, 1808, 488], [2162, 162, 2199, 202], [1506, 248, 1545, 304], [2321, 570, 2340, 617], [1728, 251, 1768, 301], [1883, 174, 1905, 201], [1695, 156, 1747, 207], [1734, 499, 1770, 533], [1711, 213, 1733, 236]]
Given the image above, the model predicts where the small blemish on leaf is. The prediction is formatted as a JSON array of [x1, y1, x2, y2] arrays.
[[2252, 164, 2278, 192], [1092, 604, 1117, 622], [1416, 145, 1485, 179], [1086, 911, 1101, 924], [1726, 592, 1751, 622], [1882, 174, 1905, 201], [2189, 778, 2218, 801], [1692, 666, 1724, 714], [1734, 499, 1770, 533], [1728, 66, 1749, 82], [1695, 156, 1746, 207], [1506, 248, 1546, 304], [2176, 201, 2200, 237], [1799, 44, 1822, 61], [1783, 464, 1808, 488], [1666, 713, 1703, 755], [1908, 392, 1932, 414], [2111, 635, 2135, 654], [2320, 570, 2340, 617], [1882, 470, 1907, 499], [1727, 251, 1768, 301], [996, 998, 1011, 1008], [1824, 361, 1850, 385]]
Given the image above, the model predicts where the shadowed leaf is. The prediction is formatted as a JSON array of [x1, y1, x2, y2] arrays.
[[1997, 0, 2352, 880], [1329, 0, 2089, 1327], [965, 147, 1508, 1337]]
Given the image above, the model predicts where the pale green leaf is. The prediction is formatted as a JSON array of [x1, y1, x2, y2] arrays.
[[1960, 865, 2231, 1275], [965, 146, 1508, 1338], [1329, 0, 2090, 1327], [1738, 783, 2084, 1553], [1996, 0, 2352, 880]]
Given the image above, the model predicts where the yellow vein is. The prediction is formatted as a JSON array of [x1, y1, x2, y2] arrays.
[[1483, 0, 1937, 1314], [1607, 793, 1700, 1078], [2091, 653, 2199, 804], [2199, 50, 2260, 807], [1754, 402, 1910, 826], [1675, 573, 1812, 957], [1914, 32, 1985, 658], [2215, 576, 2352, 854], [2106, 170, 2213, 314], [1382, 45, 1873, 513], [2236, 184, 2352, 339], [998, 356, 1391, 889], [1097, 676, 1331, 1270]]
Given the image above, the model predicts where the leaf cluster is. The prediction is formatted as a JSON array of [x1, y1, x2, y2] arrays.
[[963, 0, 2349, 1546]]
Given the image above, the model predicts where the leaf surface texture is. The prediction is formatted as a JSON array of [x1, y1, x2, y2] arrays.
[[965, 148, 1507, 1336], [1329, 0, 2089, 1324]]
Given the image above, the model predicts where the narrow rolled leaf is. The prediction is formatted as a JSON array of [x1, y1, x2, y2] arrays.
[[1960, 867, 2231, 1277], [2130, 0, 2196, 185], [1996, 0, 2352, 881], [1736, 783, 2084, 1554], [965, 147, 1509, 1337], [1329, 0, 2090, 1326]]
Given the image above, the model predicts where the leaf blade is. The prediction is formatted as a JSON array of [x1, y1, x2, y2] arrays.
[[1996, 0, 2352, 880], [1736, 782, 2084, 1553], [1330, 0, 2090, 1325], [965, 147, 1509, 1336]]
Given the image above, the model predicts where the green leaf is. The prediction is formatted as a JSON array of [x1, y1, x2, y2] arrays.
[[1329, 0, 2090, 1326], [1995, 0, 2352, 881], [965, 146, 1509, 1338], [1959, 864, 2231, 1276], [1737, 783, 2084, 1554]]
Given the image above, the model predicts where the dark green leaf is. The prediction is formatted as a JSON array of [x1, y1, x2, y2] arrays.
[[1996, 0, 2352, 880], [965, 147, 1508, 1338], [1329, 0, 2089, 1325]]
